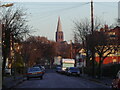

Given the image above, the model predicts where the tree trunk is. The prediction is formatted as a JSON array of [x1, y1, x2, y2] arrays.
[[91, 49, 95, 78], [2, 54, 7, 81], [86, 50, 89, 67], [98, 57, 102, 79]]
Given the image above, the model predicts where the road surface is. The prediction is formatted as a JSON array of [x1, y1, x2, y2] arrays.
[[14, 69, 110, 88]]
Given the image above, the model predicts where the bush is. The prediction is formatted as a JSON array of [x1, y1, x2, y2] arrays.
[[102, 64, 120, 78], [84, 67, 93, 76], [84, 63, 120, 78]]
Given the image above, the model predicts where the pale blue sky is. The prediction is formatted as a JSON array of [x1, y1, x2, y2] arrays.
[[3, 2, 118, 42], [3, 0, 120, 2]]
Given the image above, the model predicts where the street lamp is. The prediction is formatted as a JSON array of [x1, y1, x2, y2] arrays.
[[79, 48, 86, 76], [0, 3, 13, 7], [0, 2, 14, 77]]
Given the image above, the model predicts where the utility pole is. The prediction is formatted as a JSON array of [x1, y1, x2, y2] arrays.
[[118, 1, 120, 26], [70, 40, 73, 59], [91, 0, 94, 33], [91, 0, 95, 78]]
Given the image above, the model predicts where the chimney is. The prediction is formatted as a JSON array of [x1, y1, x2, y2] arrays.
[[104, 25, 108, 31]]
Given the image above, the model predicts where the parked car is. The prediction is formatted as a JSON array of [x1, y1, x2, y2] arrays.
[[5, 68, 11, 75], [65, 67, 80, 76], [56, 67, 62, 73], [33, 64, 45, 74], [112, 70, 120, 89], [26, 67, 44, 80], [41, 66, 46, 72]]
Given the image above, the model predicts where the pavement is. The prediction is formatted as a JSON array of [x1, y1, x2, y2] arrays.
[[81, 74, 113, 87], [2, 75, 26, 89], [0, 56, 2, 90], [0, 70, 2, 90]]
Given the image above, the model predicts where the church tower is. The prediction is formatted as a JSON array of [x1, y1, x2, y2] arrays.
[[56, 16, 64, 42]]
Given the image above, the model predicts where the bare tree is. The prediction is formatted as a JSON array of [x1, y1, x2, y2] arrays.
[[73, 17, 104, 77], [73, 18, 91, 45], [73, 17, 102, 45], [94, 31, 119, 78], [1, 7, 30, 76]]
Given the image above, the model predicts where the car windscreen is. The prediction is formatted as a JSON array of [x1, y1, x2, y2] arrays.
[[28, 68, 41, 72]]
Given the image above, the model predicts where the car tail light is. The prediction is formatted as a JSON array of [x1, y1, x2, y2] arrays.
[[26, 73, 32, 75], [37, 72, 43, 74]]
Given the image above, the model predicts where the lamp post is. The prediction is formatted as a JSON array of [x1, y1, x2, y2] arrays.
[[91, 0, 95, 78], [0, 3, 13, 7], [1, 2, 14, 82], [79, 48, 85, 76]]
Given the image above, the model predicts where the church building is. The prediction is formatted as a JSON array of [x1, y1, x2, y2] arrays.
[[56, 16, 64, 42]]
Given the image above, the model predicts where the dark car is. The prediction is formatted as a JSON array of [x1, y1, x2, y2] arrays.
[[56, 67, 62, 73], [65, 67, 80, 76], [112, 70, 120, 89], [26, 67, 44, 80]]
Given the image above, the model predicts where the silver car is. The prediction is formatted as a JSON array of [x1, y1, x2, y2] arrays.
[[33, 65, 45, 74], [26, 67, 44, 80]]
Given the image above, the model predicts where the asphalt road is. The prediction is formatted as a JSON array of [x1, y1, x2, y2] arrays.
[[14, 69, 110, 88]]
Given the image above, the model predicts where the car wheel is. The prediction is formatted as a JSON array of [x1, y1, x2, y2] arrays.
[[66, 73, 69, 76], [111, 85, 113, 88], [77, 74, 80, 77], [27, 77, 29, 80], [40, 76, 43, 80], [67, 73, 70, 76]]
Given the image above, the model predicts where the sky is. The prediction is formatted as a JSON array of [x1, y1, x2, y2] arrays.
[[2, 0, 120, 2], [1, 0, 119, 42]]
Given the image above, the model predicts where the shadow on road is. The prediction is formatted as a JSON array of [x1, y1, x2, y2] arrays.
[[45, 69, 56, 73], [26, 78, 43, 81]]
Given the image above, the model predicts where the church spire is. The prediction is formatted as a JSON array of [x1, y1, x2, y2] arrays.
[[56, 16, 64, 42], [57, 16, 62, 32]]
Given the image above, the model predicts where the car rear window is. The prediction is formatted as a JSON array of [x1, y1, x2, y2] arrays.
[[33, 65, 42, 68], [28, 67, 41, 72]]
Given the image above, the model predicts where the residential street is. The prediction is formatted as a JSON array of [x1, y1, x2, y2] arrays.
[[1, 1, 120, 90], [14, 69, 110, 88]]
